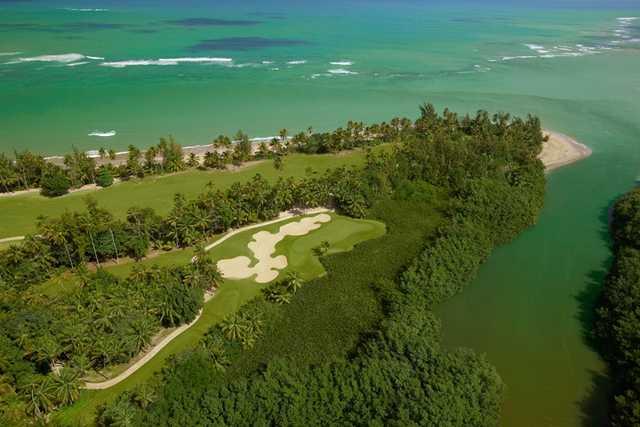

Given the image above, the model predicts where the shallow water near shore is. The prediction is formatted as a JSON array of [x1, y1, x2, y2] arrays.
[[2, 1, 640, 425]]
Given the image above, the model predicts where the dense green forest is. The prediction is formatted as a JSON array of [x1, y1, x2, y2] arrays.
[[83, 105, 545, 426], [595, 187, 640, 426]]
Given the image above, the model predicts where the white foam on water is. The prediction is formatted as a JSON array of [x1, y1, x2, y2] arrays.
[[261, 60, 274, 64], [67, 61, 89, 67], [0, 52, 21, 57], [271, 67, 280, 71], [473, 64, 491, 72], [65, 8, 109, 12], [101, 57, 232, 68], [501, 55, 537, 61], [524, 43, 546, 51], [227, 62, 258, 68], [330, 61, 353, 66], [328, 68, 358, 75], [160, 57, 232, 63], [6, 53, 85, 64], [311, 73, 332, 79], [86, 56, 104, 60], [88, 130, 116, 137], [286, 60, 306, 65]]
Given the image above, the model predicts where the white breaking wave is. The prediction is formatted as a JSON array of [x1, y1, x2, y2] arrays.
[[6, 53, 85, 64], [330, 61, 353, 66], [0, 52, 21, 57], [227, 63, 258, 68], [328, 68, 358, 75], [86, 56, 105, 60], [67, 61, 89, 67], [501, 55, 537, 61], [261, 60, 274, 64], [65, 8, 109, 12], [287, 60, 306, 65], [88, 130, 116, 137], [100, 57, 233, 68], [160, 57, 232, 63]]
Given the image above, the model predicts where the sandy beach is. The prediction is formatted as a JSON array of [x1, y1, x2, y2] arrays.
[[539, 130, 592, 171]]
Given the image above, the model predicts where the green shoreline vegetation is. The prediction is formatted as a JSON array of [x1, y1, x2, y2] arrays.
[[0, 104, 546, 426], [594, 186, 640, 426]]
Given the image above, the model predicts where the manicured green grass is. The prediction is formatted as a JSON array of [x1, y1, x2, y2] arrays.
[[54, 213, 384, 425], [0, 149, 375, 238]]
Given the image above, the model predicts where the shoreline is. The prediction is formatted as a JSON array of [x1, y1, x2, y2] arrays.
[[539, 130, 592, 171], [0, 130, 590, 203]]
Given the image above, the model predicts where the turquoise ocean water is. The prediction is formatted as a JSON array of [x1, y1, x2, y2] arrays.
[[1, 1, 640, 425]]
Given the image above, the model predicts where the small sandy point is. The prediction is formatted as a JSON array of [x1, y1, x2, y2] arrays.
[[539, 130, 592, 171]]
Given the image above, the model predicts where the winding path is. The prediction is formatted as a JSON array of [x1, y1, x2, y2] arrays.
[[0, 236, 25, 244], [82, 207, 330, 390]]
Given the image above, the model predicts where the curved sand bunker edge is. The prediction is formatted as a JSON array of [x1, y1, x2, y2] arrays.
[[218, 213, 332, 283]]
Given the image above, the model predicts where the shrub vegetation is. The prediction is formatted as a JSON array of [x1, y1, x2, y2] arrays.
[[595, 187, 640, 426]]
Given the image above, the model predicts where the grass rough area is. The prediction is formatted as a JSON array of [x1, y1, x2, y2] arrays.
[[53, 213, 383, 425], [0, 150, 373, 238]]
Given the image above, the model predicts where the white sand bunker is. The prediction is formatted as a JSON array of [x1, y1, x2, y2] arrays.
[[217, 213, 332, 283]]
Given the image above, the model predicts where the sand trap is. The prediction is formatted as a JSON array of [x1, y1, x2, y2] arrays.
[[217, 213, 332, 283]]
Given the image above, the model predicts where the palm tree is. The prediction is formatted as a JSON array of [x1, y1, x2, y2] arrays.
[[192, 245, 222, 290], [83, 217, 100, 267], [132, 385, 156, 409], [130, 317, 155, 353], [285, 271, 304, 293], [70, 353, 92, 376], [220, 315, 246, 342], [201, 335, 229, 371], [75, 263, 91, 288], [243, 311, 263, 337], [91, 338, 113, 369], [110, 400, 137, 427], [34, 336, 62, 373], [279, 128, 289, 152], [194, 208, 210, 238], [24, 377, 54, 418], [51, 368, 80, 406], [264, 286, 291, 304]]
